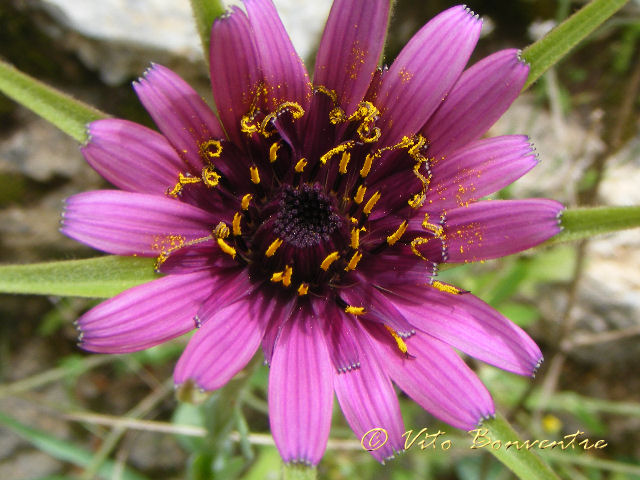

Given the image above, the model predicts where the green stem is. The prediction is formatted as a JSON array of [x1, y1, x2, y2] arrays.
[[548, 205, 640, 245], [0, 59, 107, 143], [282, 464, 317, 480], [522, 0, 629, 90], [189, 0, 226, 59]]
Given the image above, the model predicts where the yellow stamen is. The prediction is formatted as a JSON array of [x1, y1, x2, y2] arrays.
[[241, 193, 253, 210], [294, 158, 307, 173], [410, 237, 430, 261], [199, 139, 223, 160], [431, 280, 464, 295], [385, 325, 408, 355], [201, 165, 221, 187], [354, 185, 367, 204], [320, 251, 340, 271], [265, 238, 283, 257], [408, 192, 426, 209], [269, 142, 281, 163], [338, 152, 351, 174], [329, 107, 347, 124], [297, 283, 309, 296], [345, 251, 363, 271], [386, 221, 408, 246], [315, 85, 338, 103], [362, 191, 381, 215], [320, 141, 354, 165], [232, 212, 242, 236], [250, 166, 260, 184], [217, 238, 236, 259], [282, 265, 293, 287], [350, 227, 361, 249], [168, 173, 201, 197], [345, 305, 365, 315], [213, 222, 230, 239], [422, 214, 444, 237], [240, 115, 259, 134], [360, 154, 373, 177]]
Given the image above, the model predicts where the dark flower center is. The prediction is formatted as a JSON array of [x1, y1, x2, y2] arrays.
[[274, 184, 341, 248]]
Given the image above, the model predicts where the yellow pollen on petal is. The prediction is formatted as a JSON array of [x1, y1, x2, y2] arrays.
[[339, 152, 351, 174], [385, 325, 408, 355], [201, 165, 221, 187], [360, 154, 374, 177], [320, 251, 340, 271], [294, 158, 307, 173], [297, 283, 309, 296], [250, 165, 260, 184], [344, 251, 363, 271], [241, 193, 253, 210], [362, 191, 381, 215], [217, 238, 236, 259], [387, 221, 408, 246], [265, 238, 283, 257], [345, 305, 365, 315], [431, 280, 465, 295], [269, 141, 281, 163], [167, 173, 201, 197], [354, 185, 367, 204], [232, 212, 242, 236]]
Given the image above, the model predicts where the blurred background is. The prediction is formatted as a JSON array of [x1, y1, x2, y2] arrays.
[[1, 0, 639, 478]]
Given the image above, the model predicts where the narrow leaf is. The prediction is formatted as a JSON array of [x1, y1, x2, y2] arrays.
[[521, 0, 629, 90], [0, 59, 107, 143], [548, 206, 640, 245], [189, 0, 226, 57], [472, 414, 560, 480], [0, 256, 158, 298], [0, 411, 149, 480]]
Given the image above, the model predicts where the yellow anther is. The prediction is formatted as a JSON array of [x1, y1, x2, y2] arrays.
[[329, 107, 347, 124], [269, 141, 281, 163], [199, 139, 223, 160], [354, 185, 367, 204], [271, 271, 284, 282], [360, 154, 373, 177], [168, 173, 202, 197], [294, 158, 307, 173], [320, 141, 354, 165], [410, 237, 430, 261], [339, 152, 351, 174], [240, 115, 259, 134], [214, 222, 230, 239], [241, 193, 253, 210], [345, 251, 363, 271], [232, 212, 242, 236], [265, 238, 283, 257], [345, 305, 366, 315], [387, 221, 408, 246], [320, 251, 340, 271], [432, 280, 464, 295], [250, 165, 260, 184], [385, 325, 408, 355], [217, 238, 236, 259], [282, 265, 293, 287], [363, 191, 381, 215], [297, 283, 309, 296], [350, 227, 360, 249], [350, 217, 358, 225], [201, 165, 221, 187]]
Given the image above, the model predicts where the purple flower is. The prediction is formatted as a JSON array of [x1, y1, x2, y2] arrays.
[[61, 0, 563, 465]]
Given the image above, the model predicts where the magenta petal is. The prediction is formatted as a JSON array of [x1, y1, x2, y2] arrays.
[[314, 0, 390, 115], [210, 7, 262, 144], [384, 288, 542, 375], [370, 326, 494, 429], [376, 6, 482, 144], [334, 323, 405, 463], [424, 49, 529, 158], [61, 190, 217, 256], [427, 135, 538, 209], [316, 302, 360, 373], [174, 289, 266, 390], [77, 271, 212, 353], [444, 199, 564, 263], [82, 119, 185, 194], [269, 306, 334, 465], [243, 0, 311, 110], [133, 64, 224, 171]]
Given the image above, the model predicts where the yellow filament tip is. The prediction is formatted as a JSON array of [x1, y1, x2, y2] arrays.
[[320, 251, 340, 271], [250, 166, 260, 184], [339, 152, 351, 174], [345, 305, 365, 315], [266, 238, 283, 257], [269, 142, 280, 163], [385, 325, 408, 354], [363, 191, 381, 215], [432, 280, 464, 295], [297, 283, 309, 296], [232, 212, 242, 236], [241, 193, 253, 210], [360, 154, 373, 177], [168, 173, 201, 197], [345, 251, 363, 271], [217, 238, 236, 259], [294, 158, 307, 173], [386, 221, 408, 246], [354, 185, 367, 204]]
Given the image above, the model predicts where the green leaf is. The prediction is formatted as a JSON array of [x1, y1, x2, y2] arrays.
[[521, 0, 629, 90], [282, 464, 318, 480], [0, 59, 107, 143], [548, 206, 640, 245], [0, 411, 148, 480], [472, 414, 560, 480], [0, 256, 158, 298], [189, 0, 226, 58]]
